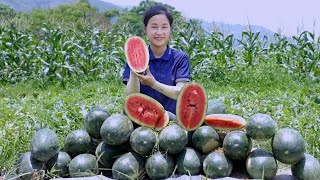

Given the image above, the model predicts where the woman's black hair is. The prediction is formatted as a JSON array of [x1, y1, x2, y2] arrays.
[[143, 5, 173, 27]]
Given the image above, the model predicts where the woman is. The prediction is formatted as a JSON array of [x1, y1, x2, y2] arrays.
[[123, 5, 191, 114]]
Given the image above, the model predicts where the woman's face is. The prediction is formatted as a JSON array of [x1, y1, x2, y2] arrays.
[[144, 14, 171, 48]]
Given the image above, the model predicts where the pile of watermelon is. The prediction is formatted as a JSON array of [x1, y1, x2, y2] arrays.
[[11, 36, 320, 180], [12, 82, 320, 180]]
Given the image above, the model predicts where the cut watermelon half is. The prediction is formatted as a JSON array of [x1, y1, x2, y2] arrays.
[[124, 93, 169, 131], [124, 36, 149, 73], [205, 114, 246, 131], [176, 83, 207, 131]]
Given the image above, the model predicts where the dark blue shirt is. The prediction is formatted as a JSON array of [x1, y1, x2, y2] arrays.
[[123, 45, 191, 114]]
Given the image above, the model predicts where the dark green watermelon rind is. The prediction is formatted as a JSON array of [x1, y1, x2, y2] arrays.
[[176, 83, 208, 131], [291, 153, 320, 179], [158, 123, 188, 154], [68, 154, 98, 178], [246, 148, 278, 179], [176, 147, 202, 175], [192, 126, 220, 154], [124, 93, 169, 131], [112, 152, 145, 180], [30, 128, 59, 162], [145, 152, 175, 179], [223, 131, 252, 160], [203, 151, 233, 178], [124, 36, 149, 73], [130, 127, 157, 156], [246, 113, 277, 141], [271, 128, 305, 165], [204, 114, 246, 131]]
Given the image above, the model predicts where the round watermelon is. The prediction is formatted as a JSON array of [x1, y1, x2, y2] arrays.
[[84, 107, 110, 139], [64, 129, 93, 157], [206, 98, 226, 115], [69, 154, 98, 178], [192, 125, 220, 154], [159, 123, 188, 154], [16, 152, 46, 180], [203, 150, 233, 178], [100, 113, 133, 145], [246, 148, 278, 179], [291, 153, 320, 179], [130, 126, 157, 156], [145, 151, 175, 179], [47, 151, 71, 177], [223, 130, 252, 160], [176, 147, 202, 175], [30, 128, 59, 162], [272, 128, 305, 164], [95, 141, 130, 168], [112, 152, 145, 180], [246, 113, 277, 141]]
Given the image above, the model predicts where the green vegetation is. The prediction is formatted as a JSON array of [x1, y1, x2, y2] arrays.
[[0, 0, 319, 175]]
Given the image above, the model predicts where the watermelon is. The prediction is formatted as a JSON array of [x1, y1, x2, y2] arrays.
[[166, 110, 177, 121], [176, 82, 207, 131], [203, 150, 233, 178], [130, 126, 157, 156], [206, 98, 226, 115], [205, 114, 246, 131], [68, 154, 98, 178], [30, 128, 59, 162], [124, 93, 169, 131], [112, 152, 145, 180], [159, 123, 188, 154], [124, 36, 149, 73], [272, 128, 305, 164], [246, 148, 278, 179], [192, 125, 220, 154], [47, 151, 71, 177], [176, 147, 202, 175], [100, 113, 133, 145], [64, 129, 93, 157], [84, 107, 110, 139], [95, 141, 129, 168], [145, 151, 175, 179], [291, 153, 320, 179], [16, 152, 46, 180], [246, 113, 277, 141], [223, 130, 252, 160]]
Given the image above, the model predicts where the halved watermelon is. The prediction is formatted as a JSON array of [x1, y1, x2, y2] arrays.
[[205, 114, 246, 131], [176, 83, 207, 131], [124, 36, 149, 73], [124, 93, 169, 131]]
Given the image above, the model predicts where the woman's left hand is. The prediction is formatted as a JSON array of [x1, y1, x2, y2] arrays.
[[134, 67, 156, 87]]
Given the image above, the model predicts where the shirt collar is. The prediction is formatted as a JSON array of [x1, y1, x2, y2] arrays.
[[149, 45, 172, 61]]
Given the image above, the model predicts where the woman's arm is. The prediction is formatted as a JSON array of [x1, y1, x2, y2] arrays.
[[133, 67, 188, 100], [125, 71, 140, 95], [151, 81, 187, 100]]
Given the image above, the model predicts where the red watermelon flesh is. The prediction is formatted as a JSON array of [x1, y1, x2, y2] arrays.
[[176, 83, 207, 131], [125, 36, 149, 73], [205, 114, 246, 131], [125, 93, 169, 131]]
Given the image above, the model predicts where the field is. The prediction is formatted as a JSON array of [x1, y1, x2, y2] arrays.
[[0, 1, 319, 177]]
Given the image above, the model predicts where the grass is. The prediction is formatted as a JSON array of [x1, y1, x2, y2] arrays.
[[0, 61, 319, 174]]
